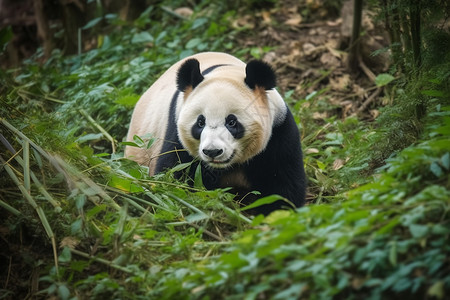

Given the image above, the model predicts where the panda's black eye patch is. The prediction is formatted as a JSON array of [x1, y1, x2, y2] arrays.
[[227, 118, 236, 128], [225, 114, 245, 139], [192, 115, 205, 140], [197, 115, 205, 128]]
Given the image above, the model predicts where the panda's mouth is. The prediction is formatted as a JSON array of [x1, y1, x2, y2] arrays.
[[206, 151, 235, 168]]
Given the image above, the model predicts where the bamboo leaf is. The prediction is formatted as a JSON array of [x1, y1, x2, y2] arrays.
[[440, 152, 449, 170], [58, 247, 72, 263], [122, 141, 140, 147], [240, 195, 287, 212], [389, 241, 397, 266], [427, 281, 445, 299], [82, 17, 102, 30], [430, 162, 443, 177], [131, 31, 154, 44], [409, 224, 428, 239], [375, 73, 395, 87], [421, 89, 445, 97], [170, 162, 191, 172], [57, 284, 71, 300], [194, 163, 203, 188]]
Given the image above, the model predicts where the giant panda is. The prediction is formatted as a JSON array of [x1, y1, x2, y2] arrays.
[[125, 52, 306, 215]]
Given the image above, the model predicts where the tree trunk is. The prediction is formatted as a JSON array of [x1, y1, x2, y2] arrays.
[[347, 0, 363, 73], [33, 0, 54, 58], [382, 0, 403, 71], [59, 0, 86, 55], [103, 0, 147, 21], [409, 2, 421, 69]]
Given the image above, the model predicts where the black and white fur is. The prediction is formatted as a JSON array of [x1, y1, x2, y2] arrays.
[[125, 52, 306, 215]]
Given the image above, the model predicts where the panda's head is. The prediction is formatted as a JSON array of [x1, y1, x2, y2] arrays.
[[176, 58, 280, 169]]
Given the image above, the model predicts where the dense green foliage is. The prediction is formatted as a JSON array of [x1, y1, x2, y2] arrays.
[[153, 111, 450, 299], [1, 1, 449, 299]]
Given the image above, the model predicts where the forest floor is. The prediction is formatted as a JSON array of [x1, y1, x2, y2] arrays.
[[241, 0, 389, 117]]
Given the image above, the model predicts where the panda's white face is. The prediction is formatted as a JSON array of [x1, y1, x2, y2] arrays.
[[177, 79, 273, 169]]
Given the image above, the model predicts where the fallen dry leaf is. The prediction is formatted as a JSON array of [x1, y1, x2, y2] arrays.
[[313, 111, 328, 120], [285, 14, 302, 26], [320, 52, 340, 67], [352, 277, 365, 289], [333, 158, 345, 170], [330, 74, 351, 91], [60, 236, 80, 249], [303, 42, 317, 56], [370, 109, 380, 119], [174, 7, 193, 18], [333, 157, 350, 170], [325, 41, 342, 57], [352, 83, 367, 98], [232, 15, 255, 29], [261, 11, 271, 23], [263, 51, 277, 64], [306, 0, 321, 9], [305, 148, 320, 154]]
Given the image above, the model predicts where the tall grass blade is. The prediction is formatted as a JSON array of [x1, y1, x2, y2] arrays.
[[0, 155, 60, 277], [79, 109, 117, 153], [0, 199, 21, 216], [23, 139, 30, 193], [168, 192, 208, 217], [69, 248, 133, 274]]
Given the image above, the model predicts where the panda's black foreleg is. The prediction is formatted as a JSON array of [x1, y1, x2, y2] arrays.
[[245, 108, 306, 215]]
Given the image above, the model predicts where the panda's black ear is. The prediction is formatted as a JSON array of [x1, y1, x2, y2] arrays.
[[245, 60, 276, 90], [177, 59, 204, 92]]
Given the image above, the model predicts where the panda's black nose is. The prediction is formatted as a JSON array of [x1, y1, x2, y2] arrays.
[[202, 149, 223, 158]]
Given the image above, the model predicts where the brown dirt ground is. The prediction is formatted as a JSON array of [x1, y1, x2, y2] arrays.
[[236, 0, 390, 121]]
